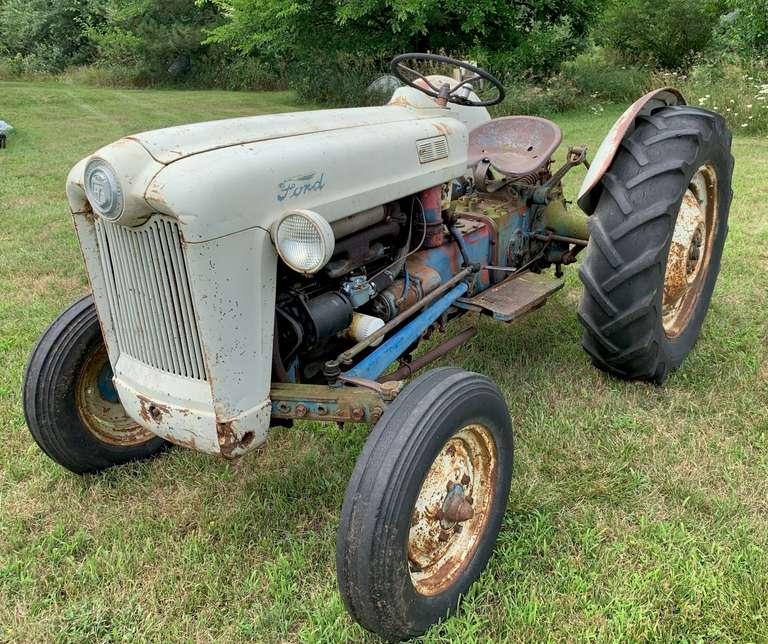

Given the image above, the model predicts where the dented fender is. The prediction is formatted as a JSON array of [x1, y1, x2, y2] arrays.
[[577, 88, 686, 215]]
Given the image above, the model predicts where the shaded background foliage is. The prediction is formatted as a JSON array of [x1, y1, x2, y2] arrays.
[[597, 0, 728, 68], [0, 0, 766, 117]]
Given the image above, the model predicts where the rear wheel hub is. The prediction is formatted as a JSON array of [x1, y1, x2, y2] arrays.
[[662, 165, 718, 336]]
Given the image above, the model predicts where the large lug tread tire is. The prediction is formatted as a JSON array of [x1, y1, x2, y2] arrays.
[[336, 367, 514, 641], [23, 295, 168, 474], [578, 106, 734, 383]]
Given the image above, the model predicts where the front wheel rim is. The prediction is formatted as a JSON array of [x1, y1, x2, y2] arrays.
[[408, 423, 497, 596], [75, 345, 155, 446], [662, 164, 719, 337]]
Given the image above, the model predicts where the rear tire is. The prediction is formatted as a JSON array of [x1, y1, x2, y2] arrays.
[[336, 368, 513, 641], [23, 295, 168, 474], [578, 106, 733, 383]]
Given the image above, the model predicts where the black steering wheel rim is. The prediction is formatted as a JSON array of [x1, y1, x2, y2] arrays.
[[390, 53, 506, 107]]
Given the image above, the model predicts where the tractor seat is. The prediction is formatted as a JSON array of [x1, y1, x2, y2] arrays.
[[468, 116, 562, 177]]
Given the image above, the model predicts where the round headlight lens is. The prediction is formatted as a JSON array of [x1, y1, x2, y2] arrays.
[[273, 210, 334, 274], [84, 158, 123, 220]]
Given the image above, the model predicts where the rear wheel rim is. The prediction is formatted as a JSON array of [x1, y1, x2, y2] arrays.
[[662, 165, 719, 337], [75, 345, 155, 446], [408, 423, 497, 596]]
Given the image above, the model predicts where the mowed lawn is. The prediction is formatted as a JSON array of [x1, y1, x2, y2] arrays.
[[1, 81, 767, 643]]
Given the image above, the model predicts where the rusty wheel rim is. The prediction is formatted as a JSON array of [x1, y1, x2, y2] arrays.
[[408, 423, 497, 596], [662, 165, 719, 337], [75, 345, 154, 446]]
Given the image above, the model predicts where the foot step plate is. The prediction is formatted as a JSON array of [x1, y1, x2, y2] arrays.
[[457, 272, 564, 322]]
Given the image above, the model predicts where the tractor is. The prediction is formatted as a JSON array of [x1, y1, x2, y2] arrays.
[[24, 54, 733, 640]]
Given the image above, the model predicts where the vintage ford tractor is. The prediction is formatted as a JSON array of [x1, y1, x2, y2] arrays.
[[24, 54, 733, 640]]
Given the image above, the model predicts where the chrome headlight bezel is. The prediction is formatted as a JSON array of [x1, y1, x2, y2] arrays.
[[84, 158, 124, 221], [271, 209, 335, 275]]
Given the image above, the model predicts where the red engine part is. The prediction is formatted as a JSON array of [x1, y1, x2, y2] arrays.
[[419, 186, 446, 248]]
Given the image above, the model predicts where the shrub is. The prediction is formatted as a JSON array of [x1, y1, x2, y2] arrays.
[[191, 54, 287, 92], [717, 0, 768, 58], [58, 63, 139, 87], [598, 0, 727, 69], [0, 0, 103, 73], [490, 78, 583, 117], [203, 0, 602, 103], [561, 48, 651, 101], [85, 0, 222, 84], [287, 55, 388, 106], [484, 17, 582, 80]]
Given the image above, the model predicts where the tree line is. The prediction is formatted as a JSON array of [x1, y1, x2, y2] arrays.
[[0, 0, 765, 105]]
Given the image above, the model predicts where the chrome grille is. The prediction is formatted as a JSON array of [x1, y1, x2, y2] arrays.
[[95, 216, 207, 380]]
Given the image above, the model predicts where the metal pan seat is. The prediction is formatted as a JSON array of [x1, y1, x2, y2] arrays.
[[468, 116, 562, 177]]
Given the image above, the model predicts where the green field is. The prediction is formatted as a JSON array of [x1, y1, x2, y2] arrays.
[[1, 81, 767, 642]]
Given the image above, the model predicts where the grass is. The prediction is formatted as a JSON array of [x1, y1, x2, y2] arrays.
[[1, 81, 767, 643]]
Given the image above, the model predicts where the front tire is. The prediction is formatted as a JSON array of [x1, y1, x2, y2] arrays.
[[578, 105, 733, 383], [336, 368, 514, 641], [23, 295, 168, 474]]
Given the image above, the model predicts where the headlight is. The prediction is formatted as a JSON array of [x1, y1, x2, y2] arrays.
[[84, 158, 124, 220], [272, 209, 334, 274]]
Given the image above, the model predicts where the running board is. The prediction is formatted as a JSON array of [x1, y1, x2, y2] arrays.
[[455, 272, 564, 322]]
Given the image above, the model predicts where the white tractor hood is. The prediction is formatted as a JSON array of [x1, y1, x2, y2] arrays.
[[66, 83, 492, 242], [128, 104, 446, 164]]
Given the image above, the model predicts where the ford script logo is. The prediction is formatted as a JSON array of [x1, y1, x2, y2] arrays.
[[277, 171, 326, 202]]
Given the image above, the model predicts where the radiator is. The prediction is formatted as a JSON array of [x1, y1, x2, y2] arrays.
[[95, 216, 207, 381]]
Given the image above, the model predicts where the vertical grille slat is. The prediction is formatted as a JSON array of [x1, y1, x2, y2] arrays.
[[111, 225, 145, 360], [157, 221, 195, 378], [166, 221, 207, 380], [96, 216, 207, 381], [157, 222, 191, 372], [131, 230, 166, 368], [139, 229, 178, 374], [124, 227, 159, 365], [146, 227, 186, 376], [96, 224, 129, 353]]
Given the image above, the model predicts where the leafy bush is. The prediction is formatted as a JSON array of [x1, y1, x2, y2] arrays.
[[190, 52, 287, 91], [286, 56, 387, 106], [490, 78, 583, 117], [203, 0, 601, 103], [86, 0, 222, 84], [484, 17, 582, 80], [561, 48, 651, 101], [718, 0, 768, 58], [0, 0, 103, 73], [599, 0, 727, 69]]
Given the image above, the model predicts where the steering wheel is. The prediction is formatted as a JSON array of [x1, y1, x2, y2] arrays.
[[390, 53, 506, 107]]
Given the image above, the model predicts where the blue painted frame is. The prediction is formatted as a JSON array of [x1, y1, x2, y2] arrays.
[[345, 282, 469, 380]]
